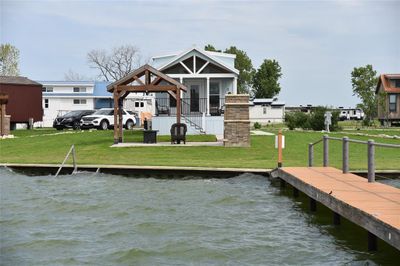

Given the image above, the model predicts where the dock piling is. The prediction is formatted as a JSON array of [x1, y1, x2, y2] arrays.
[[333, 212, 341, 225], [368, 232, 377, 251], [293, 187, 299, 198], [309, 197, 317, 212]]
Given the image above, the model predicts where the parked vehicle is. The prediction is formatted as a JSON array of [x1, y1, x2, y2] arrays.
[[53, 110, 95, 130], [80, 108, 137, 130], [338, 108, 365, 121]]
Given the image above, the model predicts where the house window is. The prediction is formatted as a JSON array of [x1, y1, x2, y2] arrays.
[[389, 94, 397, 112], [210, 82, 220, 111], [73, 99, 87, 105], [73, 87, 86, 92], [44, 99, 49, 108], [134, 101, 145, 108], [394, 79, 400, 88], [263, 107, 267, 114], [42, 87, 53, 92]]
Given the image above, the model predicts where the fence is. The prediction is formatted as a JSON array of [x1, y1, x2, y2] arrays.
[[308, 135, 400, 182]]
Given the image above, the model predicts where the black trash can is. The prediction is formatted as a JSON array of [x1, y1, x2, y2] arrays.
[[143, 130, 158, 143]]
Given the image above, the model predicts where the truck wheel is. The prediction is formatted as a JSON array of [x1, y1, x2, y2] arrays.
[[73, 121, 81, 130], [98, 120, 109, 130], [125, 120, 134, 129]]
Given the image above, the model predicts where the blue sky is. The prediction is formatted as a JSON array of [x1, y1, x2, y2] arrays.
[[1, 0, 399, 107]]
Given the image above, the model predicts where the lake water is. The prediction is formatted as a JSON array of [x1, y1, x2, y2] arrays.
[[1, 167, 399, 265]]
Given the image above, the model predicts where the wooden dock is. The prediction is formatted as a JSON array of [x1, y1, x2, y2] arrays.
[[275, 167, 400, 251]]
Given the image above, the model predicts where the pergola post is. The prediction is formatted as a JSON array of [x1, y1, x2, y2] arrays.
[[118, 97, 123, 143], [113, 88, 119, 144], [176, 87, 181, 124]]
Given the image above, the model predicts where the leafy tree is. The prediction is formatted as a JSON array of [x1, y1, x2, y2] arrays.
[[252, 59, 282, 98], [204, 44, 221, 52], [351, 65, 379, 126], [87, 45, 141, 81], [224, 46, 254, 93], [0, 43, 20, 76]]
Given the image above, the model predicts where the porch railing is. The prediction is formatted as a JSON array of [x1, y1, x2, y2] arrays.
[[308, 135, 400, 182], [155, 97, 225, 132]]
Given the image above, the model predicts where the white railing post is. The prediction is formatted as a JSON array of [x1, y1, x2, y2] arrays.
[[202, 112, 206, 132]]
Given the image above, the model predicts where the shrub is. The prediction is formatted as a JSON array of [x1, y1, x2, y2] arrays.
[[285, 107, 340, 131], [253, 122, 262, 129], [285, 111, 309, 130]]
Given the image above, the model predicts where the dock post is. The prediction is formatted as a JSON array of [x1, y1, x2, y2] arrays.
[[293, 187, 299, 198], [342, 136, 349, 173], [368, 232, 377, 251], [308, 143, 313, 167], [309, 197, 317, 212], [333, 212, 341, 225], [323, 135, 329, 167], [367, 140, 375, 183]]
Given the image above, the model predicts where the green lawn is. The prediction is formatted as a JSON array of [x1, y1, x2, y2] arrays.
[[1, 128, 399, 170]]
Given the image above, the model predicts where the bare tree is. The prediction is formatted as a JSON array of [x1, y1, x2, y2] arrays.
[[87, 45, 141, 81], [64, 69, 91, 81]]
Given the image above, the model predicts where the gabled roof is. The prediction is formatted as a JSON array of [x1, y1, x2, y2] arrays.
[[376, 74, 400, 94], [0, 76, 42, 86], [153, 47, 239, 75], [107, 64, 187, 92]]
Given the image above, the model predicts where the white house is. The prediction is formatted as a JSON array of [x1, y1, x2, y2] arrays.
[[150, 47, 239, 135], [249, 98, 285, 124], [38, 81, 154, 127]]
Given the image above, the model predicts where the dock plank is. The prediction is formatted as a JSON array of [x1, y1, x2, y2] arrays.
[[277, 167, 400, 250]]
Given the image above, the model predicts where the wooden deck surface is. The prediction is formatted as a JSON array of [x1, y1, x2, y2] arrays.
[[277, 167, 400, 250]]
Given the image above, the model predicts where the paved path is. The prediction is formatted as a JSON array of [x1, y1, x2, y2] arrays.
[[250, 130, 275, 136], [277, 167, 400, 250]]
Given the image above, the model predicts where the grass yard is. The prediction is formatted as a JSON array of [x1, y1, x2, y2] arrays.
[[1, 128, 399, 170]]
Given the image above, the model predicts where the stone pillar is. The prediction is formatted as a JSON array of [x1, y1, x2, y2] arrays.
[[224, 94, 250, 147]]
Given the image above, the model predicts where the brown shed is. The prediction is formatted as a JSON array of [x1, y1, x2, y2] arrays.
[[0, 76, 43, 126]]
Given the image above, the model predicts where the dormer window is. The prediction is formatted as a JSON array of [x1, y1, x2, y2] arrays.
[[73, 87, 86, 93]]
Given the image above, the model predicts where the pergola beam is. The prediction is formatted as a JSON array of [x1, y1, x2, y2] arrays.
[[117, 85, 180, 92]]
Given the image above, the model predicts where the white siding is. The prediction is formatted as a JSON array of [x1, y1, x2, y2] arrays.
[[42, 98, 94, 127], [249, 105, 285, 124]]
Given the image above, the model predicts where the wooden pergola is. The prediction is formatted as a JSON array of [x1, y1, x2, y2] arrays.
[[107, 64, 187, 144]]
